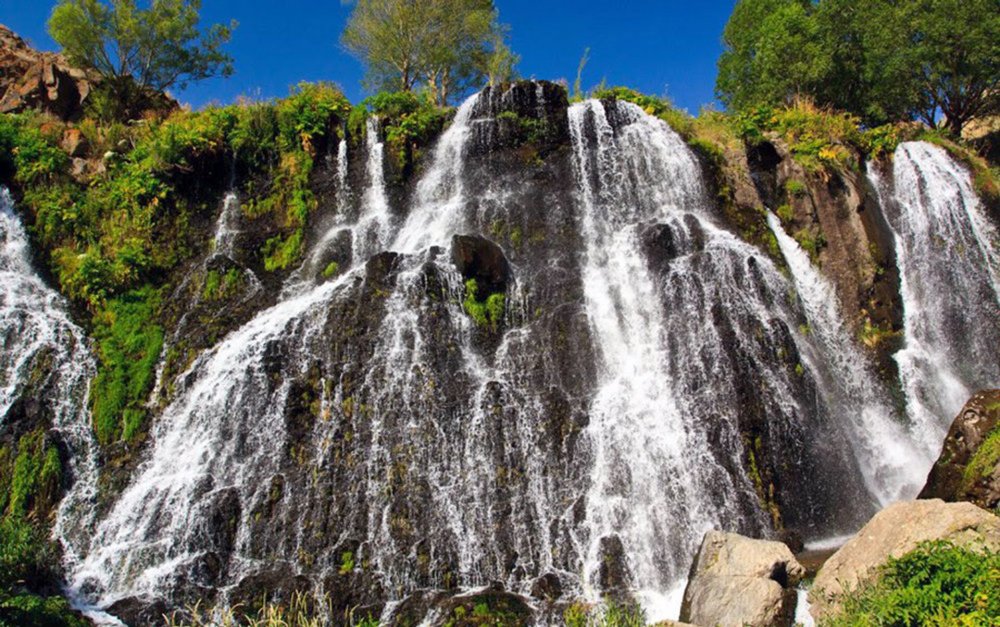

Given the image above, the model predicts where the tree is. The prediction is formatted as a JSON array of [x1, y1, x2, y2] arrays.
[[717, 0, 1000, 135], [341, 0, 516, 106], [716, 0, 823, 111], [48, 0, 236, 120]]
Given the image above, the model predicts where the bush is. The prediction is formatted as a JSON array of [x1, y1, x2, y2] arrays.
[[363, 91, 449, 170], [828, 540, 1000, 626], [462, 279, 505, 331], [277, 82, 351, 154]]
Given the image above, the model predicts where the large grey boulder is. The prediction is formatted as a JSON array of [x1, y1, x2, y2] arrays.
[[680, 531, 805, 627], [809, 499, 1000, 619]]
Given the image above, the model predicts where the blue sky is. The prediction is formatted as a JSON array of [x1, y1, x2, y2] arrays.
[[2, 1, 734, 113]]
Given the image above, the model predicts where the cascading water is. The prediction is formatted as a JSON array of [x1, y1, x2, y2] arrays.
[[49, 86, 1000, 626], [870, 142, 1000, 453], [0, 188, 98, 597], [765, 211, 926, 503], [567, 100, 885, 618]]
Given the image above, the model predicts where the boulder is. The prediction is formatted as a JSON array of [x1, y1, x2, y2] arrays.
[[680, 531, 805, 627], [0, 24, 96, 121], [919, 389, 1000, 509], [809, 499, 1000, 619]]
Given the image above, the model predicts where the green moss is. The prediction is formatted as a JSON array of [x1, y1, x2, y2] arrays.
[[339, 550, 355, 575], [322, 261, 340, 278], [90, 287, 164, 446], [776, 204, 795, 223], [262, 230, 304, 272], [828, 541, 1000, 626], [793, 227, 826, 263], [785, 179, 807, 198], [5, 431, 61, 519], [964, 426, 1000, 490]]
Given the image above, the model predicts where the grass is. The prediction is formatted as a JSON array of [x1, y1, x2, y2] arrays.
[[826, 541, 1000, 626], [163, 593, 378, 627], [563, 600, 646, 627]]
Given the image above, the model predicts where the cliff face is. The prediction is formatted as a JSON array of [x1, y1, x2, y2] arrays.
[[2, 49, 999, 624], [0, 24, 95, 121]]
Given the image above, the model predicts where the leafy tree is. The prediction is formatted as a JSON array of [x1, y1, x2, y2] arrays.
[[48, 0, 236, 120], [717, 0, 1000, 135], [341, 0, 516, 105]]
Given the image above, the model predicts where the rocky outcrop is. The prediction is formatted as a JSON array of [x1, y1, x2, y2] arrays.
[[810, 499, 1000, 619], [0, 24, 96, 121], [920, 390, 1000, 509], [680, 531, 805, 627]]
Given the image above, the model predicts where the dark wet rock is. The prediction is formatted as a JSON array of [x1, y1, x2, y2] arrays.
[[597, 535, 632, 594], [108, 596, 172, 627], [451, 234, 512, 295], [920, 390, 1000, 510], [530, 572, 563, 601]]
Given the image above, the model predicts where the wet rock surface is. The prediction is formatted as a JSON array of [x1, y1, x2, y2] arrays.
[[920, 389, 1000, 509]]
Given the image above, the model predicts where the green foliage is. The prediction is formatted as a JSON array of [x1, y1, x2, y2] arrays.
[[776, 204, 795, 224], [828, 541, 1000, 626], [560, 600, 646, 627], [462, 279, 505, 331], [48, 0, 236, 120], [593, 86, 695, 139], [785, 179, 807, 198], [276, 83, 351, 154], [964, 426, 1000, 490], [262, 231, 304, 273], [858, 318, 900, 351], [4, 431, 61, 520], [717, 0, 1000, 135], [339, 551, 355, 575], [202, 268, 241, 301], [321, 262, 340, 279], [90, 287, 164, 445], [0, 116, 69, 187], [342, 0, 515, 105], [735, 101, 861, 172], [496, 111, 549, 146], [363, 91, 449, 170]]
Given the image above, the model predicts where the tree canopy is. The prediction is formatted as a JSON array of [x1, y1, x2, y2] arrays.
[[341, 0, 517, 106], [48, 0, 236, 119], [716, 0, 1000, 135]]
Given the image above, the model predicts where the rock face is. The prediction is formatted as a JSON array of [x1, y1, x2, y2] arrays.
[[920, 390, 1000, 509], [680, 531, 805, 627], [810, 499, 1000, 619], [0, 24, 95, 121]]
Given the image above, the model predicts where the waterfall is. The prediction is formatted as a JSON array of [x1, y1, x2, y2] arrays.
[[567, 100, 877, 618], [0, 188, 98, 595], [211, 192, 241, 258], [49, 89, 1000, 624], [765, 211, 926, 503], [870, 142, 1000, 453]]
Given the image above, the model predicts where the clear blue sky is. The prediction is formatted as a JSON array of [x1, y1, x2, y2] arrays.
[[1, 1, 735, 113]]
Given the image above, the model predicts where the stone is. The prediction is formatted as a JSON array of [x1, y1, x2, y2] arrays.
[[680, 531, 805, 627], [450, 234, 512, 295], [809, 499, 1000, 619], [0, 24, 96, 121], [61, 128, 89, 157], [919, 390, 1000, 509]]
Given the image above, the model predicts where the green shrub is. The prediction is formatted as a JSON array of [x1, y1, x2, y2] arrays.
[[364, 91, 449, 170], [462, 279, 506, 331], [785, 179, 807, 198], [90, 287, 165, 445], [828, 541, 1000, 626], [593, 86, 694, 139], [560, 600, 646, 627], [276, 82, 351, 154]]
